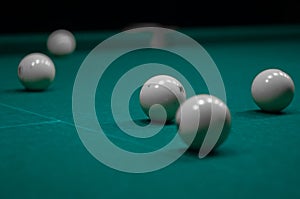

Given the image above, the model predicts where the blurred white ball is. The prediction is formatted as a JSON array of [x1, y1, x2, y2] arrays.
[[47, 29, 76, 56]]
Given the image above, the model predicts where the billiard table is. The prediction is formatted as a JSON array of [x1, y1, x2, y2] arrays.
[[0, 24, 299, 198]]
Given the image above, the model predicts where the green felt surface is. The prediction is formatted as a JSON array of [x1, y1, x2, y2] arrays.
[[0, 25, 300, 199]]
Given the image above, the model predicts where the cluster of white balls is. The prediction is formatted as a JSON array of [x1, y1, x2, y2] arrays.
[[16, 27, 295, 155], [17, 29, 76, 91], [140, 69, 295, 154]]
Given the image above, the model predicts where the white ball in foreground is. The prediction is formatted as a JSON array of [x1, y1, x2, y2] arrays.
[[18, 53, 55, 91], [176, 94, 231, 153]]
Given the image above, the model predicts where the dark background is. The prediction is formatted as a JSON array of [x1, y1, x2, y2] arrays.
[[1, 0, 300, 34]]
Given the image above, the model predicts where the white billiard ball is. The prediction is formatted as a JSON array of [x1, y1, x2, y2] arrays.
[[176, 94, 231, 153], [139, 75, 186, 123], [251, 68, 295, 112], [18, 53, 56, 91], [47, 29, 76, 56]]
